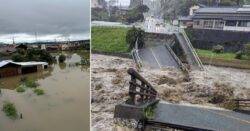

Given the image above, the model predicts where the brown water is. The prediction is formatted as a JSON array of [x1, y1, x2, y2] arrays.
[[0, 51, 90, 131]]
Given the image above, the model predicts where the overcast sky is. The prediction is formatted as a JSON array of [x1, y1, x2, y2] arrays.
[[0, 0, 90, 43]]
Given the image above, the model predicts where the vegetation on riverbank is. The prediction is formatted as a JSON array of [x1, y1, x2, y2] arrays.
[[196, 49, 250, 69], [2, 102, 18, 119], [12, 49, 55, 64], [34, 88, 45, 95], [92, 27, 130, 53]]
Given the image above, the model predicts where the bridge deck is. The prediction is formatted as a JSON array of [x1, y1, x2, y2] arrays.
[[151, 102, 250, 131], [138, 45, 179, 69]]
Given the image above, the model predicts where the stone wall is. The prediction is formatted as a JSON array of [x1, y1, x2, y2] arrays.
[[186, 28, 250, 52]]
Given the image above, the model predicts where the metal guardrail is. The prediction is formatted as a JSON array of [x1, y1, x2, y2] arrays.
[[165, 44, 187, 71], [131, 38, 143, 68], [179, 28, 204, 70], [127, 68, 158, 105], [234, 99, 250, 110]]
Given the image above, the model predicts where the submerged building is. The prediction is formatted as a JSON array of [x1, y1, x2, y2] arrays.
[[180, 5, 250, 32], [0, 61, 48, 78]]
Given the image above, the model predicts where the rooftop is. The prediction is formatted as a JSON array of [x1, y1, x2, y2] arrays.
[[195, 6, 250, 14], [0, 60, 48, 68], [192, 6, 250, 20]]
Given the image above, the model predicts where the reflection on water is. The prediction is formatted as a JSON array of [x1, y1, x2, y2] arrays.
[[0, 51, 90, 131]]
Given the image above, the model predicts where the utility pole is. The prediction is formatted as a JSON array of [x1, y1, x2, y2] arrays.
[[12, 37, 15, 45], [35, 32, 38, 42]]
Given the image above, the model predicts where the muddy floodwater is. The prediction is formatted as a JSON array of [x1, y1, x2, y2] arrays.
[[0, 51, 90, 131]]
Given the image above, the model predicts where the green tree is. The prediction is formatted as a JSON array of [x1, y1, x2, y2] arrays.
[[58, 54, 66, 63], [11, 54, 25, 62], [126, 27, 145, 50], [126, 5, 149, 23]]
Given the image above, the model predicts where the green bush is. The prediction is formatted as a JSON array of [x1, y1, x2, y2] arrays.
[[235, 51, 243, 59], [16, 86, 25, 93], [126, 27, 145, 50], [58, 54, 66, 63], [11, 54, 26, 62], [34, 88, 44, 95], [244, 43, 250, 58], [12, 49, 55, 64], [80, 58, 90, 65], [125, 5, 149, 23], [25, 79, 39, 88], [212, 45, 224, 53], [2, 102, 18, 119]]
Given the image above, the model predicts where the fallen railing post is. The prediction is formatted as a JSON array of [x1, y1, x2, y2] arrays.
[[114, 68, 159, 130]]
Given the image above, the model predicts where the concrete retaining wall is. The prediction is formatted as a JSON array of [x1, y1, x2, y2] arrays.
[[186, 29, 250, 52]]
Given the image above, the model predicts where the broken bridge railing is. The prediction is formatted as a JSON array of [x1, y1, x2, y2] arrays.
[[114, 68, 159, 130], [127, 68, 158, 105]]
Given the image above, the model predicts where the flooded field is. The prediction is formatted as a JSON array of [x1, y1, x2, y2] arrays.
[[0, 51, 90, 131]]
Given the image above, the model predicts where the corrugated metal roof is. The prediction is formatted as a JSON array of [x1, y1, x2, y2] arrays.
[[195, 7, 238, 13], [0, 60, 48, 68], [193, 7, 250, 20], [0, 61, 12, 68], [14, 62, 48, 67]]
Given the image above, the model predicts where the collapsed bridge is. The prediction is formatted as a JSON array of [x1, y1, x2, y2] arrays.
[[114, 68, 250, 131], [132, 22, 204, 70]]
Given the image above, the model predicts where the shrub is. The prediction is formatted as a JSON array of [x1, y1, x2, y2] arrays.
[[11, 54, 25, 62], [16, 86, 25, 93], [80, 58, 90, 65], [126, 27, 145, 50], [12, 49, 55, 64], [2, 102, 18, 119], [34, 88, 44, 95], [235, 51, 243, 59], [58, 54, 66, 63], [25, 79, 39, 88], [212, 45, 224, 53], [244, 43, 250, 57]]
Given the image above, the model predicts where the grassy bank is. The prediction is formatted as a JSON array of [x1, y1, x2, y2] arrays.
[[91, 27, 130, 53], [196, 49, 250, 69]]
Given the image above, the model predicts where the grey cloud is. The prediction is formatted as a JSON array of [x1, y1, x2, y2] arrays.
[[0, 0, 90, 35]]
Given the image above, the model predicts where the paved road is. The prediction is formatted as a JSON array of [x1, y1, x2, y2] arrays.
[[138, 45, 179, 69], [152, 102, 250, 131]]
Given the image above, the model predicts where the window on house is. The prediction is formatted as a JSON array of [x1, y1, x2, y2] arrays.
[[225, 21, 237, 26], [214, 20, 224, 29], [204, 20, 213, 28], [193, 20, 200, 26], [238, 21, 248, 27]]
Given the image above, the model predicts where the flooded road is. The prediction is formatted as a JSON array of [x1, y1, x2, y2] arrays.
[[0, 51, 90, 131]]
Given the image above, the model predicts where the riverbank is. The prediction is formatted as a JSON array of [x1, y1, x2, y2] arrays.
[[92, 27, 130, 53], [196, 49, 250, 69], [91, 54, 250, 130]]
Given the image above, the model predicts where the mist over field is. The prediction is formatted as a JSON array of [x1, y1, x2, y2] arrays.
[[0, 0, 90, 43]]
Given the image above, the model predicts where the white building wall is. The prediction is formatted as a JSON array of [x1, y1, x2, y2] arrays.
[[223, 26, 250, 32]]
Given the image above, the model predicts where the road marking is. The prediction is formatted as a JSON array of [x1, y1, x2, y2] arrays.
[[150, 48, 162, 68]]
